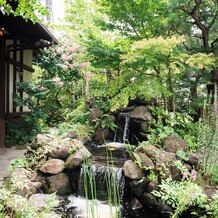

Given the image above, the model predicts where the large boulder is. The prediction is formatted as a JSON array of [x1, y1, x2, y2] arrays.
[[47, 139, 83, 159], [16, 181, 38, 197], [65, 147, 91, 169], [155, 151, 176, 166], [92, 128, 110, 144], [123, 160, 144, 180], [88, 108, 103, 125], [140, 192, 157, 207], [129, 197, 143, 210], [39, 159, 65, 174], [129, 180, 146, 198], [46, 173, 71, 195], [146, 180, 159, 192], [130, 106, 152, 121], [9, 168, 42, 197], [135, 145, 161, 160], [29, 193, 60, 209], [30, 134, 53, 149], [163, 135, 188, 153], [187, 152, 201, 168], [131, 152, 155, 170], [10, 168, 32, 180]]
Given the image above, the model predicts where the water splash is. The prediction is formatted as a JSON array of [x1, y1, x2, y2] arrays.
[[66, 196, 118, 218]]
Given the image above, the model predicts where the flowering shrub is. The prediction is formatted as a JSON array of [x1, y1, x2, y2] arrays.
[[7, 33, 94, 146]]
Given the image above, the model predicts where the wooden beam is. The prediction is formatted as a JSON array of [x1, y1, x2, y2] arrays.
[[0, 39, 6, 147], [7, 57, 34, 72]]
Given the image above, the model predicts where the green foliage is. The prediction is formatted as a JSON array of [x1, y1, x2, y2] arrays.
[[198, 104, 217, 185], [5, 121, 39, 147], [176, 150, 188, 161], [0, 0, 48, 22], [96, 0, 168, 38], [211, 192, 218, 217], [131, 152, 143, 169], [144, 106, 195, 147], [0, 187, 58, 218], [212, 165, 218, 185], [152, 179, 209, 218], [93, 114, 117, 131], [8, 158, 29, 174], [64, 100, 89, 125]]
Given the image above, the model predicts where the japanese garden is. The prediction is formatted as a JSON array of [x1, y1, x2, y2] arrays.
[[0, 0, 217, 217]]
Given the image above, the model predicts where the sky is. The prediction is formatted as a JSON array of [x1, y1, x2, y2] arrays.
[[52, 0, 65, 23], [41, 0, 65, 23]]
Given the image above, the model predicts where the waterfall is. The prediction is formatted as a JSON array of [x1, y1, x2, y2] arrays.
[[114, 113, 131, 143], [66, 164, 125, 218], [78, 165, 125, 201]]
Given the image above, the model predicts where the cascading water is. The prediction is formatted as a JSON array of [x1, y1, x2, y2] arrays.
[[114, 113, 131, 143], [62, 113, 132, 218], [78, 165, 125, 201], [65, 161, 125, 218]]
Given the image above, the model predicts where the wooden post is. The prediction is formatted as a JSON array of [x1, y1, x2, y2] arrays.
[[0, 39, 6, 147]]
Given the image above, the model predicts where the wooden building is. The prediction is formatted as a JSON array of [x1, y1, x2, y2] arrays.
[[0, 13, 57, 147]]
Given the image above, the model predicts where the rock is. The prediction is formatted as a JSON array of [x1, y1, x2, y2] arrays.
[[17, 181, 37, 197], [129, 180, 145, 198], [29, 193, 60, 209], [123, 160, 144, 180], [11, 168, 32, 180], [130, 106, 152, 121], [40, 159, 65, 174], [132, 153, 155, 170], [146, 180, 159, 192], [66, 131, 78, 139], [30, 171, 38, 181], [170, 165, 182, 181], [31, 134, 53, 149], [203, 185, 217, 199], [88, 108, 103, 125], [129, 197, 143, 210], [46, 173, 71, 195], [140, 121, 152, 133], [187, 152, 201, 168], [48, 139, 83, 159], [35, 175, 47, 187], [10, 168, 41, 197], [163, 135, 188, 153], [156, 151, 176, 166], [184, 163, 192, 172], [137, 131, 148, 141], [93, 128, 110, 144], [135, 145, 161, 160], [32, 181, 43, 189], [140, 192, 157, 207], [65, 147, 91, 169], [157, 199, 173, 213], [6, 194, 27, 209]]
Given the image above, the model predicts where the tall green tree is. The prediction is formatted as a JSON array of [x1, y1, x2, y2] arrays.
[[96, 0, 168, 39], [0, 0, 47, 22]]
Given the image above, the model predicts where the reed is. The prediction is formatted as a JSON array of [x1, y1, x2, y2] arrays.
[[81, 149, 122, 218]]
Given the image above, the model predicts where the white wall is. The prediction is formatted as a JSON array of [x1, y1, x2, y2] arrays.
[[6, 40, 33, 113]]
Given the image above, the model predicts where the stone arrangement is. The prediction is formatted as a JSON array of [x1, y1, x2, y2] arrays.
[[123, 135, 201, 215]]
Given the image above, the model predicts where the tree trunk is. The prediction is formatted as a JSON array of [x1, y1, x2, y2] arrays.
[[167, 68, 175, 112]]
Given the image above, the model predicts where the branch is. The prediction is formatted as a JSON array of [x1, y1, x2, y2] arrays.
[[190, 0, 202, 16], [131, 66, 159, 78]]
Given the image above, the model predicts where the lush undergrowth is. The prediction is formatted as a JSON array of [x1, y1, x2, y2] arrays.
[[2, 0, 218, 217]]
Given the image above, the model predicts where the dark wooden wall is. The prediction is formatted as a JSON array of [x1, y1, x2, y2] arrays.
[[0, 39, 6, 147]]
